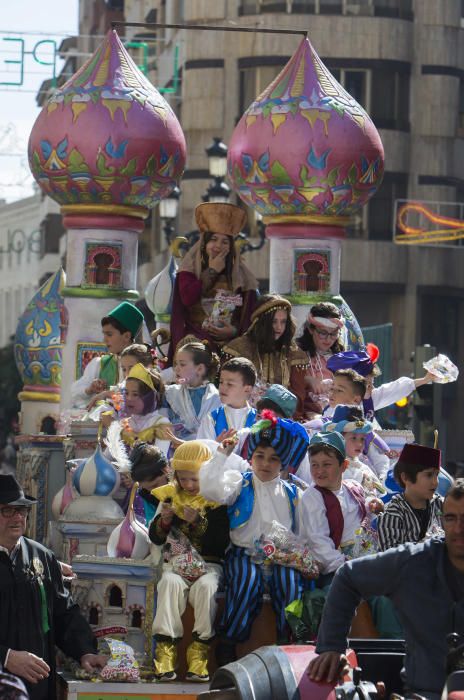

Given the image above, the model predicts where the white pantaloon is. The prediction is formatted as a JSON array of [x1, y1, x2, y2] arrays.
[[152, 563, 222, 641]]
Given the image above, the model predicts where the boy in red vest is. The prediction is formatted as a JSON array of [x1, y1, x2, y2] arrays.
[[298, 431, 382, 587]]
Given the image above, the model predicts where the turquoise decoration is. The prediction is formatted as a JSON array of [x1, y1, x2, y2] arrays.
[[72, 444, 120, 497], [14, 268, 67, 398]]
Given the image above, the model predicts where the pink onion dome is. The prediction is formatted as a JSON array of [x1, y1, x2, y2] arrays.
[[228, 37, 384, 226], [28, 30, 186, 216]]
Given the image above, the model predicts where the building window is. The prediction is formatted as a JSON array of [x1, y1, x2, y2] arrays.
[[40, 214, 64, 258], [131, 610, 143, 628], [458, 80, 464, 137], [83, 242, 122, 288], [89, 606, 100, 625], [371, 68, 410, 131], [239, 64, 285, 114], [108, 585, 123, 607], [368, 173, 407, 241], [238, 0, 412, 17], [330, 68, 369, 110]]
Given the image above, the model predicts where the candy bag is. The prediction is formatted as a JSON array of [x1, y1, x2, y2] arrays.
[[99, 638, 140, 682], [248, 520, 319, 579], [202, 290, 243, 329], [423, 354, 459, 384], [164, 527, 207, 582]]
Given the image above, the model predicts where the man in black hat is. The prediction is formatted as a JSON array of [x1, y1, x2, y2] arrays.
[[0, 475, 106, 700]]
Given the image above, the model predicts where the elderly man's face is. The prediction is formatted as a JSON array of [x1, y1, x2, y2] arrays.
[[0, 506, 29, 551], [443, 496, 464, 561]]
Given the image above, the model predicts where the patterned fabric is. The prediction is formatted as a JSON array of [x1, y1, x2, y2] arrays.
[[247, 416, 309, 470], [377, 492, 443, 551], [219, 545, 306, 642]]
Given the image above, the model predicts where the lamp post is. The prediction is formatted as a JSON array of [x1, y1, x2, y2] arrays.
[[204, 137, 230, 203], [159, 185, 181, 245]]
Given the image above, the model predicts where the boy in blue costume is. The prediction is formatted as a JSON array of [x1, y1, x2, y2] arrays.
[[196, 357, 257, 440], [199, 411, 309, 665]]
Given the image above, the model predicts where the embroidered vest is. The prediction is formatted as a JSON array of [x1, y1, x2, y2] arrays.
[[314, 482, 367, 549], [228, 471, 298, 531], [99, 354, 119, 386], [212, 406, 257, 437]]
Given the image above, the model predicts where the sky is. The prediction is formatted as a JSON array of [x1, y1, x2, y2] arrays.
[[0, 1, 79, 202]]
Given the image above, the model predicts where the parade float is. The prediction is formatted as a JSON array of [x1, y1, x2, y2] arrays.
[[11, 19, 432, 700]]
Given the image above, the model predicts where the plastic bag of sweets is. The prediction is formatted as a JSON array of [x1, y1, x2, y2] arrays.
[[99, 638, 140, 683], [248, 521, 320, 579], [164, 527, 207, 582]]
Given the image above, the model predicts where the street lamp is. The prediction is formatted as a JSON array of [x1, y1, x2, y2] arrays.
[[205, 137, 228, 178], [159, 185, 180, 245], [205, 177, 231, 204]]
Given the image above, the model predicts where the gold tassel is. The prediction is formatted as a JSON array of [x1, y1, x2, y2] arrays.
[[434, 430, 439, 450]]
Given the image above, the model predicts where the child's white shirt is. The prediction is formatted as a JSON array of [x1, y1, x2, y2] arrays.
[[196, 404, 254, 441], [364, 440, 390, 481], [70, 356, 124, 408], [199, 450, 295, 549], [165, 382, 221, 435], [298, 481, 365, 574], [371, 376, 416, 410]]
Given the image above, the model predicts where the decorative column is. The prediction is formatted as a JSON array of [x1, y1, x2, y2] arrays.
[[27, 30, 186, 409], [228, 37, 385, 346]]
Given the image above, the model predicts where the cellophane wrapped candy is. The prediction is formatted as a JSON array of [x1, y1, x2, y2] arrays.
[[248, 521, 319, 579], [423, 354, 459, 384], [164, 527, 207, 582], [73, 638, 139, 682], [341, 519, 379, 561], [202, 290, 243, 329], [99, 639, 140, 682]]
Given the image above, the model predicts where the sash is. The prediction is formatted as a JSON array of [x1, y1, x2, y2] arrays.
[[314, 482, 367, 548], [99, 354, 119, 386]]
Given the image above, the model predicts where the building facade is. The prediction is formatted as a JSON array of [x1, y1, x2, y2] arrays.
[[119, 0, 464, 460], [0, 192, 62, 348]]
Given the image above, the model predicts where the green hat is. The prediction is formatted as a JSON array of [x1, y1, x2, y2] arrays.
[[309, 431, 346, 459], [256, 384, 297, 418], [107, 302, 144, 337]]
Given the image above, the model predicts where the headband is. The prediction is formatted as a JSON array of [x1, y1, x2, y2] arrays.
[[249, 298, 292, 331], [307, 313, 345, 330]]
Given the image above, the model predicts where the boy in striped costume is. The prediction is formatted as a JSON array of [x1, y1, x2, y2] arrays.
[[377, 443, 443, 550], [199, 411, 309, 666]]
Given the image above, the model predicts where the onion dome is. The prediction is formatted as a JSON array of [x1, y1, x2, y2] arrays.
[[107, 484, 150, 559], [228, 37, 384, 224], [72, 444, 120, 497], [28, 30, 186, 214], [51, 461, 79, 519], [14, 268, 67, 403]]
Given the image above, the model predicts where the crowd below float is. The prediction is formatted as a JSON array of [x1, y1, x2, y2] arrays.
[[2, 203, 461, 699]]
